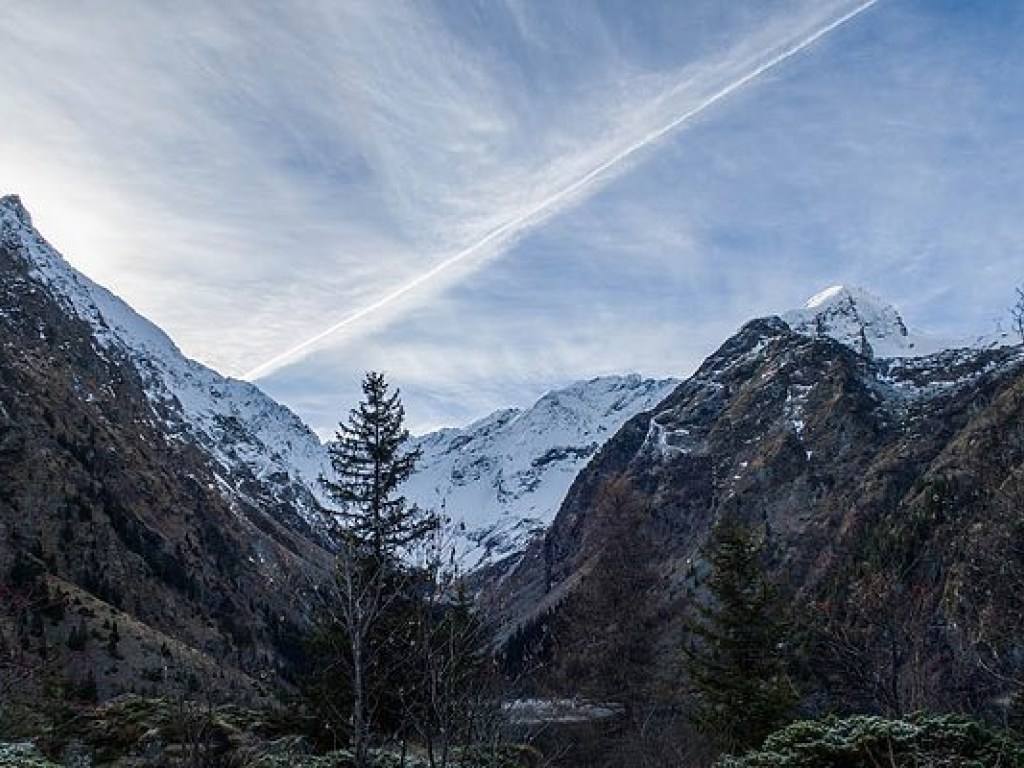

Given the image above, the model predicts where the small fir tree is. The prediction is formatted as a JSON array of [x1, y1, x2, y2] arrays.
[[684, 518, 798, 754], [106, 620, 121, 659], [66, 619, 88, 652]]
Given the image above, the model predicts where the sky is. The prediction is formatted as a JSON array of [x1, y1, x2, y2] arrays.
[[2, 1, 1023, 436]]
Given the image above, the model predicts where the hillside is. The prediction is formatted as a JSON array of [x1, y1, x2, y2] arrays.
[[494, 286, 1024, 718], [0, 196, 333, 705]]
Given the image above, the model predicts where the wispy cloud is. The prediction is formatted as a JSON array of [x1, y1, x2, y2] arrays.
[[244, 0, 881, 379], [0, 1, 875, 372], [3, 1, 1023, 433]]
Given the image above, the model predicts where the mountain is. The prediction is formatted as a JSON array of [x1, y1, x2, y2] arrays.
[[12, 182, 1020, 721], [0, 196, 329, 533], [0, 195, 333, 702], [0, 193, 675, 705], [403, 374, 679, 569], [494, 286, 1024, 717]]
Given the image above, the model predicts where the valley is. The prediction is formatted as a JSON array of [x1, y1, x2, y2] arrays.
[[2, 194, 1024, 766]]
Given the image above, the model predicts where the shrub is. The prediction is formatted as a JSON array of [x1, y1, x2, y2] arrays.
[[717, 713, 1024, 767]]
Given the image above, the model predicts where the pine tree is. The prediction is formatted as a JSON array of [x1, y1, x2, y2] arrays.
[[684, 518, 797, 753], [106, 620, 121, 659], [66, 619, 88, 651], [315, 371, 438, 768], [321, 371, 435, 560]]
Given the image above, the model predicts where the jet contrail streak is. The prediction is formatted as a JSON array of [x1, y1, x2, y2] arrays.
[[243, 0, 880, 381]]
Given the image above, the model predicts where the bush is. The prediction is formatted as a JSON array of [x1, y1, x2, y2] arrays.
[[0, 742, 61, 768], [717, 713, 1024, 767]]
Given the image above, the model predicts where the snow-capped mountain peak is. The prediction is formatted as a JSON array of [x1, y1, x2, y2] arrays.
[[0, 195, 329, 529], [782, 284, 911, 357], [403, 374, 679, 569], [781, 284, 1007, 359]]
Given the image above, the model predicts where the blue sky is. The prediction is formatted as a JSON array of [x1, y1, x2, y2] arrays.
[[2, 1, 1023, 434]]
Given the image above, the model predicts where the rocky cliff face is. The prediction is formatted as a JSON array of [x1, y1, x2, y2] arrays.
[[0, 196, 332, 702], [494, 288, 1024, 715]]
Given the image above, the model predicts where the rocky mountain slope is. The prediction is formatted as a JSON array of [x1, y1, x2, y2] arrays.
[[404, 375, 678, 569], [0, 195, 333, 703], [495, 285, 1024, 716], [0, 189, 678, 566], [0, 193, 675, 705], [0, 196, 329, 534]]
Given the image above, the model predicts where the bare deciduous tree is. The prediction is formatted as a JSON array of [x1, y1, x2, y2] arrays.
[[406, 521, 502, 768], [1012, 285, 1024, 345]]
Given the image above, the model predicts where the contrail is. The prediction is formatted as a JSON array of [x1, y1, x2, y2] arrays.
[[243, 0, 880, 381]]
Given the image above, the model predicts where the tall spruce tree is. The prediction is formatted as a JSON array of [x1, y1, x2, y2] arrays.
[[684, 518, 797, 754], [316, 371, 438, 767], [322, 370, 435, 560]]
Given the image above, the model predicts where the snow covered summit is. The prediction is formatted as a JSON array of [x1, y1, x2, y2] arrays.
[[403, 374, 679, 569], [782, 284, 1000, 358]]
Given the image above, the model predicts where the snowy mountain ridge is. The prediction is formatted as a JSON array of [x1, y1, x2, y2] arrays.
[[0, 195, 329, 527], [7, 193, 1014, 572], [403, 374, 680, 569], [0, 194, 678, 565]]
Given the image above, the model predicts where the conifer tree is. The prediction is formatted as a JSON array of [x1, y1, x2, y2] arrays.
[[315, 371, 438, 767], [558, 475, 656, 706], [684, 518, 797, 753], [321, 370, 434, 560]]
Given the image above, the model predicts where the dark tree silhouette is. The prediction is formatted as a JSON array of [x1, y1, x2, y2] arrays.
[[316, 371, 438, 767], [321, 371, 435, 560], [684, 518, 797, 754]]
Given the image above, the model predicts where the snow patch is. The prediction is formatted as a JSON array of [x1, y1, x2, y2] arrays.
[[503, 698, 623, 725], [784, 383, 813, 436]]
